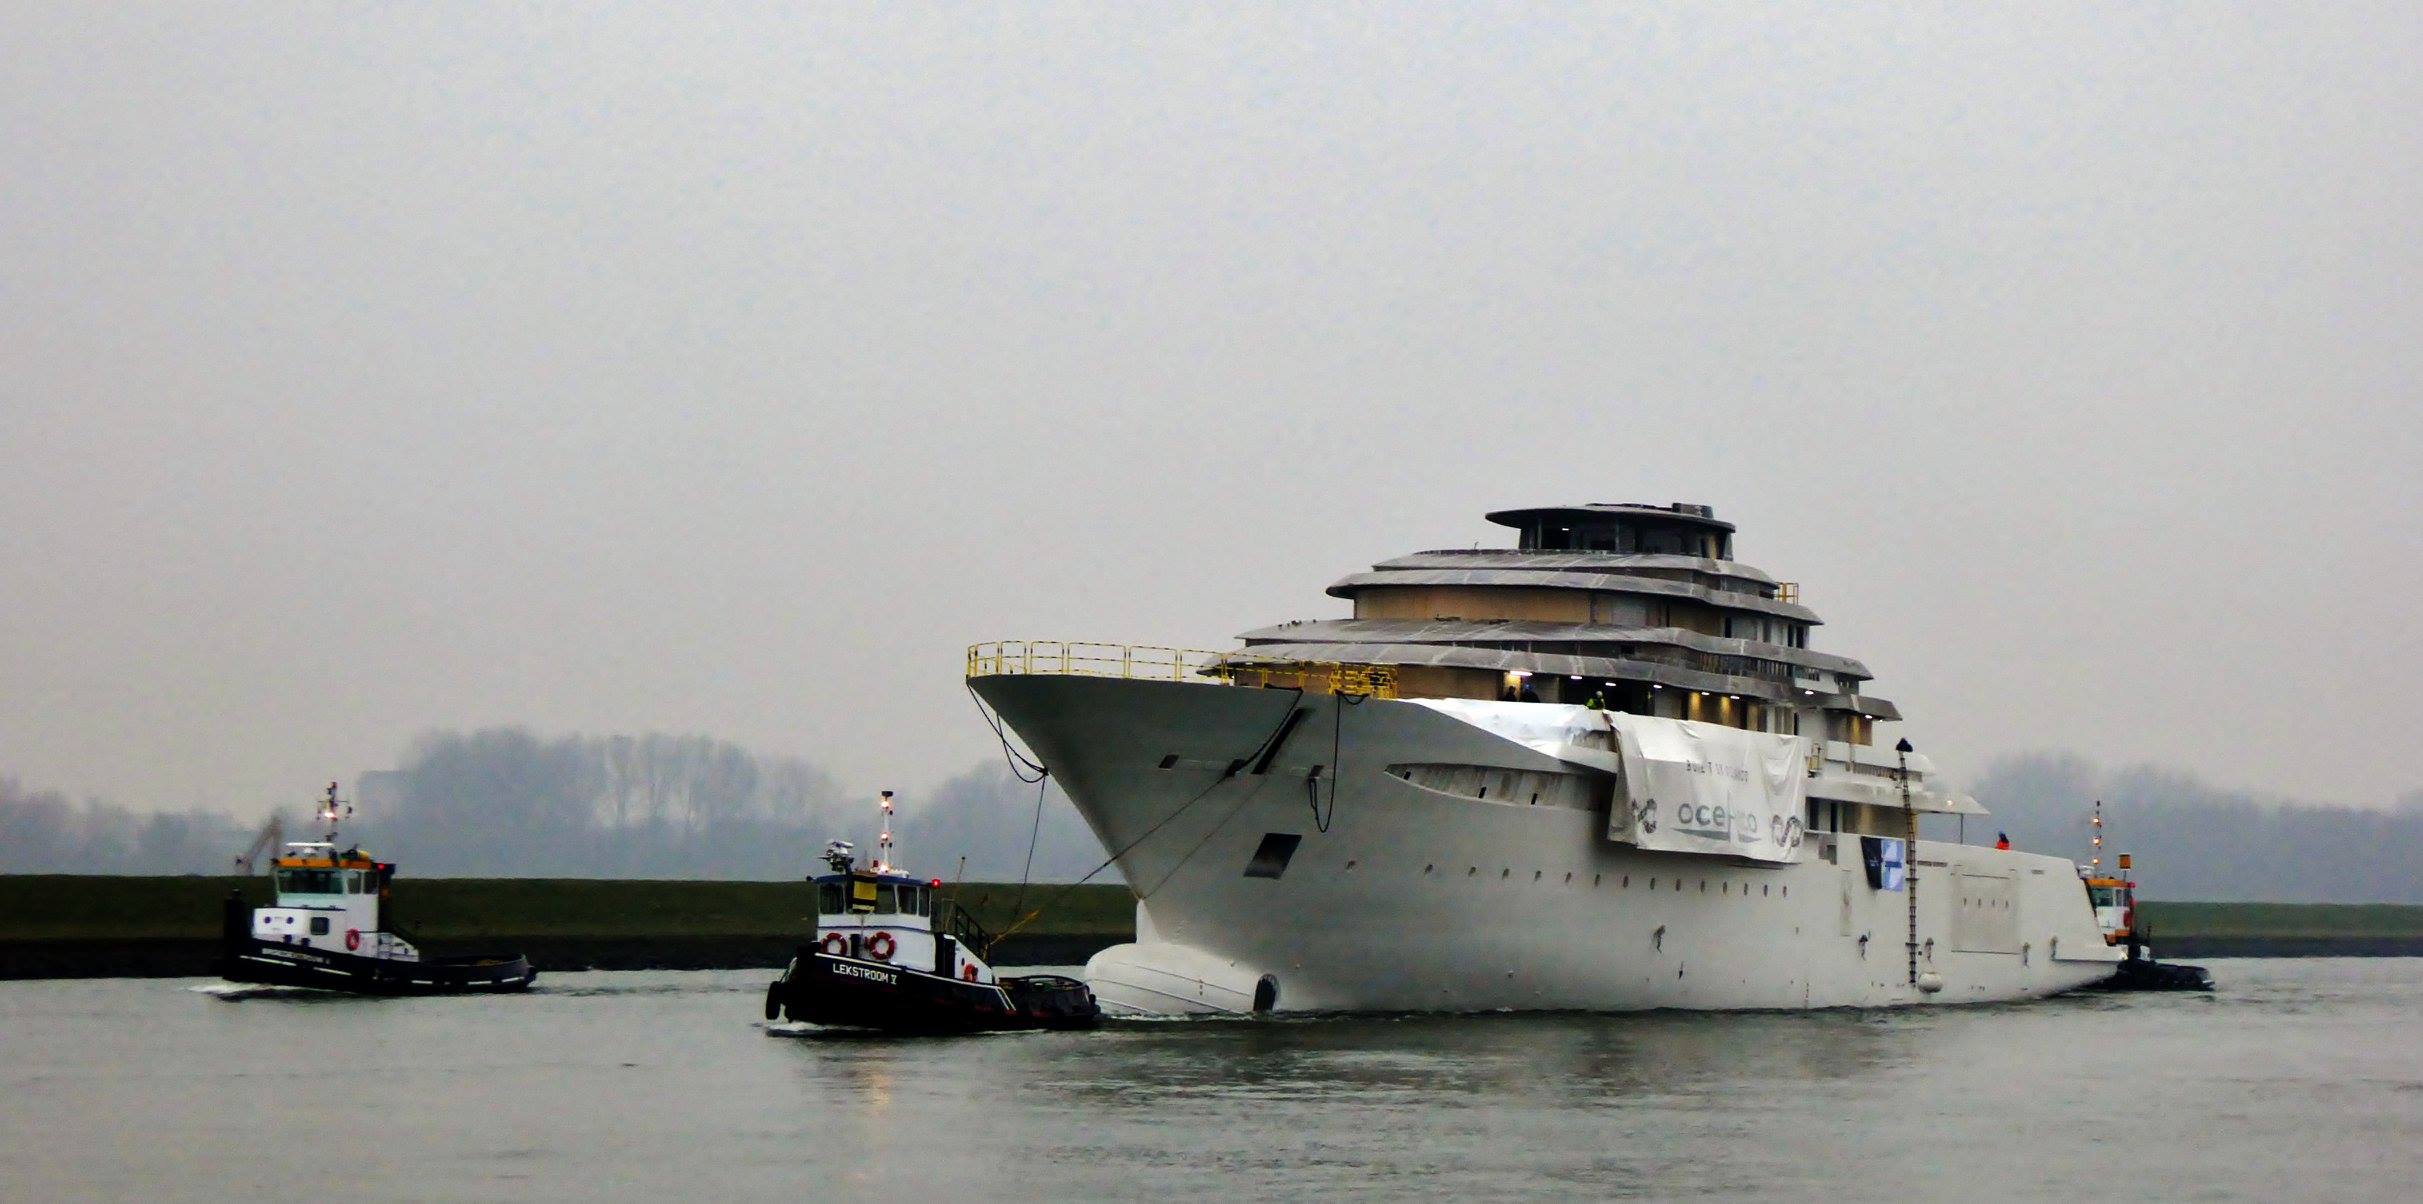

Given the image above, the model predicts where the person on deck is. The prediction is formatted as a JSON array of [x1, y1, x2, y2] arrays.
[[1995, 832, 2012, 850]]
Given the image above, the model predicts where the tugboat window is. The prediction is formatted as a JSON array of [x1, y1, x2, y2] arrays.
[[309, 917, 330, 936], [818, 883, 843, 914], [873, 884, 898, 913]]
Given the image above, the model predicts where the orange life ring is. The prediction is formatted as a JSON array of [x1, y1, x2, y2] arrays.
[[820, 933, 847, 957], [865, 931, 896, 962], [344, 929, 361, 952], [962, 963, 979, 982]]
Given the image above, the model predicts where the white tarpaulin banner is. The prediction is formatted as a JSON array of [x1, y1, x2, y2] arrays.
[[1605, 714, 1809, 863]]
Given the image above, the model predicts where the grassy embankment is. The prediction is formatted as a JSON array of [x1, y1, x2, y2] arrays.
[[2137, 902, 2423, 940], [5, 877, 2415, 943], [4, 878, 2420, 977], [0, 876, 1132, 941], [0, 875, 1132, 978]]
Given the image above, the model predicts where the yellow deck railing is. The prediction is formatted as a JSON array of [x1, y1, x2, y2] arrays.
[[966, 640, 1397, 698]]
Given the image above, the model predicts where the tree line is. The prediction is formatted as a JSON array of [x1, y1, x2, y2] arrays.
[[5, 734, 2418, 901], [1952, 754, 2423, 904], [0, 726, 1105, 882]]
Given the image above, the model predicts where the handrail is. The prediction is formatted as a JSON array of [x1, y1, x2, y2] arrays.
[[967, 640, 1397, 699]]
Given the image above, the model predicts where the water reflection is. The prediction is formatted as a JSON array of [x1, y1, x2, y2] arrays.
[[1028, 1009, 1905, 1109]]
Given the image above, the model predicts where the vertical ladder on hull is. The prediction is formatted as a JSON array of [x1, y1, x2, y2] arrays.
[[1898, 739, 1919, 988]]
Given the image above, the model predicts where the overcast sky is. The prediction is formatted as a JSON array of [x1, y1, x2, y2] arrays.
[[5, 4, 2418, 818]]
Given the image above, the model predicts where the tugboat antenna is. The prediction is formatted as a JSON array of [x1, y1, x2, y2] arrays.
[[877, 790, 896, 873]]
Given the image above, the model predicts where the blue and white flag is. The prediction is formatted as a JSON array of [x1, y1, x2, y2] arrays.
[[1878, 837, 1907, 892], [1861, 836, 1908, 891]]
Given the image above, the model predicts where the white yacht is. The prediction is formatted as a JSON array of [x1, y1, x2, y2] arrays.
[[969, 502, 2122, 1014]]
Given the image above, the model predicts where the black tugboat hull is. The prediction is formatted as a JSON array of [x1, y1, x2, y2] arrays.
[[218, 937, 536, 996], [2084, 956, 2215, 993], [768, 950, 1100, 1033]]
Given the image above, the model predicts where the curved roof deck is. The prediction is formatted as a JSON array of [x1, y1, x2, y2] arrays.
[[1325, 567, 1820, 623], [1485, 502, 1737, 535]]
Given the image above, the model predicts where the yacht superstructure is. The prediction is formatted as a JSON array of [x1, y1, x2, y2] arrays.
[[969, 503, 2121, 1013]]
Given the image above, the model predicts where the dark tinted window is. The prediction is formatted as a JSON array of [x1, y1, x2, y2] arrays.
[[1243, 833, 1303, 880]]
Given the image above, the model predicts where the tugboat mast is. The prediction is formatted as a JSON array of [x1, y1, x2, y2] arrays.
[[317, 781, 351, 844], [875, 790, 896, 873]]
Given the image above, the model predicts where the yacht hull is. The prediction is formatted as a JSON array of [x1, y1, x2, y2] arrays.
[[975, 674, 2122, 1014]]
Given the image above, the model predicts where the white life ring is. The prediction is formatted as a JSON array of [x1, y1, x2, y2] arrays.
[[820, 933, 847, 957], [865, 931, 896, 962]]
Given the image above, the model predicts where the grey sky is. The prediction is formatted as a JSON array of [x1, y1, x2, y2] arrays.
[[5, 4, 2418, 817]]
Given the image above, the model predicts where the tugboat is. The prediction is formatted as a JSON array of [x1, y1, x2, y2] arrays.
[[2079, 804, 2214, 993], [764, 791, 1099, 1033], [216, 783, 536, 995]]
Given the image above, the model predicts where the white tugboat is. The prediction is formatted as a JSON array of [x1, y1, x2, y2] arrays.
[[764, 791, 1098, 1032], [217, 783, 535, 995]]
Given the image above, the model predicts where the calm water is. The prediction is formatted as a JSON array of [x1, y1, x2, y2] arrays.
[[4, 960, 2417, 1201]]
